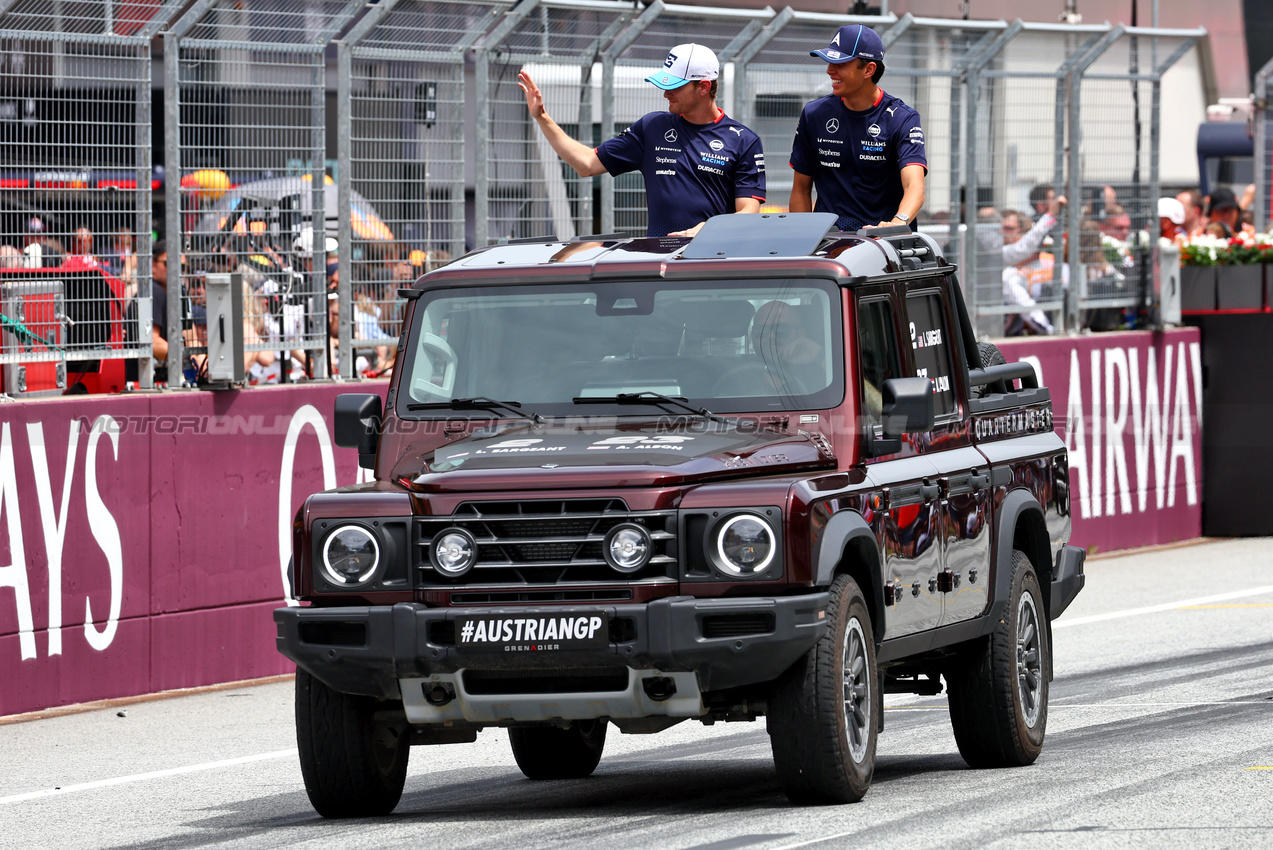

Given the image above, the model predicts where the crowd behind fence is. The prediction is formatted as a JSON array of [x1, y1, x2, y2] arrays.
[[0, 0, 1207, 394]]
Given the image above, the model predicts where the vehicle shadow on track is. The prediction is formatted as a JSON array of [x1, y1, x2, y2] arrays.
[[99, 748, 974, 850]]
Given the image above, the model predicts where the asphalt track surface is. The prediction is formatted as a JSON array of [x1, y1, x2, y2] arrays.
[[3, 538, 1272, 850]]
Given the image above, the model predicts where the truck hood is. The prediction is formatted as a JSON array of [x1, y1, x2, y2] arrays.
[[396, 420, 836, 492]]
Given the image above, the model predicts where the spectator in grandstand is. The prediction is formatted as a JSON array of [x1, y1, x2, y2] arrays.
[[124, 240, 169, 384], [1176, 189, 1205, 236], [1029, 185, 1058, 219], [1002, 197, 1065, 267], [1000, 210, 1054, 336], [104, 228, 133, 277], [1098, 203, 1132, 243], [789, 24, 925, 232], [1158, 197, 1185, 241], [1205, 187, 1254, 236], [70, 227, 97, 266], [519, 43, 765, 237], [0, 245, 20, 268], [327, 292, 369, 378]]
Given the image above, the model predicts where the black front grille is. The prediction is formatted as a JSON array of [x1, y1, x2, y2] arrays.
[[701, 612, 775, 639], [462, 667, 630, 695], [449, 589, 635, 606], [416, 498, 677, 586]]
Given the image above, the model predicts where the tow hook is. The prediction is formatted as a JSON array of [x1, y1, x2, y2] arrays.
[[424, 682, 456, 706], [642, 676, 678, 702]]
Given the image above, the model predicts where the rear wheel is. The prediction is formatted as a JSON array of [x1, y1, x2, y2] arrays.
[[768, 574, 878, 804], [945, 550, 1049, 767], [509, 720, 607, 780], [295, 669, 410, 817]]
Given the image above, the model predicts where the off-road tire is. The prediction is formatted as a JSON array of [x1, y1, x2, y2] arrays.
[[295, 669, 410, 817], [509, 720, 607, 779], [768, 574, 878, 804], [945, 549, 1049, 768], [971, 342, 1008, 398]]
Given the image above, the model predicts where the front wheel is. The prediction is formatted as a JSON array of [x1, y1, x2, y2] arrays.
[[509, 720, 607, 780], [768, 574, 878, 804], [945, 549, 1049, 767], [295, 669, 410, 818]]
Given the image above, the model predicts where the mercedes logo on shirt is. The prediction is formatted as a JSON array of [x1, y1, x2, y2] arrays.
[[664, 129, 678, 142], [826, 118, 840, 134]]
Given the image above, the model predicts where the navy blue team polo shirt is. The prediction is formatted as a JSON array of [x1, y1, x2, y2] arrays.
[[596, 110, 765, 237], [789, 90, 926, 232]]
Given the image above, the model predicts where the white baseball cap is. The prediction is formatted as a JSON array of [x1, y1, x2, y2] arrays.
[[1157, 197, 1185, 225], [645, 43, 719, 91], [293, 226, 339, 258]]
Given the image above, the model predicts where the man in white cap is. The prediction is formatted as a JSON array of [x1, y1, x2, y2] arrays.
[[790, 24, 926, 232], [519, 44, 765, 237], [1158, 197, 1185, 242]]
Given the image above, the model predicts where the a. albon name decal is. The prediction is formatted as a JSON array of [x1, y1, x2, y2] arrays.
[[973, 407, 1054, 440]]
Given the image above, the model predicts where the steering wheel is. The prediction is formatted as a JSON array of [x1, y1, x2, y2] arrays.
[[410, 332, 458, 399], [711, 362, 810, 397]]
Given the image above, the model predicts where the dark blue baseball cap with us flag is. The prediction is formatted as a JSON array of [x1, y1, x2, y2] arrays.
[[811, 24, 884, 65]]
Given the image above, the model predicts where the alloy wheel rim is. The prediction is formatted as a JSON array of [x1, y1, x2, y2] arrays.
[[1016, 592, 1043, 727], [842, 616, 872, 762]]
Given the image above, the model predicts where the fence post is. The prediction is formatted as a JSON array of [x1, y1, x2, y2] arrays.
[[599, 0, 664, 234], [1065, 26, 1124, 334], [960, 20, 1020, 339], [732, 6, 795, 128], [1252, 57, 1273, 232]]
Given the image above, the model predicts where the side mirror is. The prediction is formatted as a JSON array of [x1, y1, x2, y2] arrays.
[[335, 393, 382, 470], [881, 377, 936, 437]]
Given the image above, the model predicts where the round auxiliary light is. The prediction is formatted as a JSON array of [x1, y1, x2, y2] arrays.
[[321, 525, 381, 586], [431, 527, 478, 577], [716, 514, 776, 575], [604, 523, 653, 573]]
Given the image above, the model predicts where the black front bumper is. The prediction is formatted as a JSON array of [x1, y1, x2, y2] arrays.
[[275, 594, 830, 700]]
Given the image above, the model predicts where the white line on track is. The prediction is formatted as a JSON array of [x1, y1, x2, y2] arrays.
[[0, 749, 298, 806], [1054, 586, 1273, 629]]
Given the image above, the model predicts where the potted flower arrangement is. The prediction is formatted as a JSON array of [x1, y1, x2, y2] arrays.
[[1178, 234, 1223, 311], [1216, 231, 1264, 309]]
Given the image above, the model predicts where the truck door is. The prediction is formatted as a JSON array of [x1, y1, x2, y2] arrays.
[[903, 287, 991, 626], [857, 292, 944, 639]]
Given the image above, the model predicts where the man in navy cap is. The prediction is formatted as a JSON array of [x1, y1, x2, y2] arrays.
[[789, 24, 926, 232], [519, 43, 765, 238]]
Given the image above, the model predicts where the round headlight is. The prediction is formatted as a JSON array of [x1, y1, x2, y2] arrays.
[[716, 514, 776, 575], [431, 527, 478, 577], [604, 523, 653, 573], [321, 525, 380, 586]]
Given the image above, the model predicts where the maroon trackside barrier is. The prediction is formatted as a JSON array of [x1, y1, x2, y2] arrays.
[[999, 328, 1202, 553], [0, 328, 1202, 717], [0, 384, 374, 717]]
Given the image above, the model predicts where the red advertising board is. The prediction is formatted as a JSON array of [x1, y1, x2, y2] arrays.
[[0, 328, 1202, 716]]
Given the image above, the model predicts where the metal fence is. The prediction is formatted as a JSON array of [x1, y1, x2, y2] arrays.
[[0, 0, 1209, 394], [1255, 56, 1273, 234]]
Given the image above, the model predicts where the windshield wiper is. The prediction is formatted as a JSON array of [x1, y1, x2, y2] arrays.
[[572, 391, 732, 426], [407, 397, 544, 425]]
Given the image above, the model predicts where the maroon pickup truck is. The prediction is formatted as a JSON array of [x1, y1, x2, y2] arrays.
[[275, 213, 1084, 817]]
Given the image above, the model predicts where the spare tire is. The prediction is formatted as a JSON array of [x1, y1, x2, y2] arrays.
[[972, 342, 1007, 398]]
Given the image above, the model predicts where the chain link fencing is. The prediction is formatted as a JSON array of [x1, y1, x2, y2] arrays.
[[0, 0, 179, 394], [0, 1, 1211, 396]]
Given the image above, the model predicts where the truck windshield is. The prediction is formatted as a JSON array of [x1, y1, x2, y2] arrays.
[[398, 278, 844, 417]]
